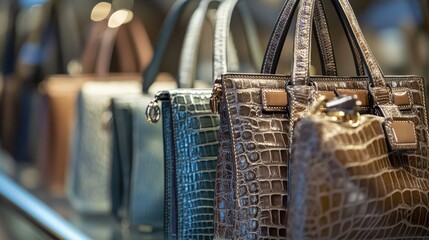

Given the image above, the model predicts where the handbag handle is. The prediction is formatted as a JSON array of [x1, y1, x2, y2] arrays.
[[179, 0, 255, 88], [291, 0, 386, 88], [90, 16, 153, 75], [214, 0, 340, 80], [115, 17, 154, 73], [142, 0, 192, 93], [178, 0, 217, 88], [213, 0, 343, 79], [212, 0, 263, 81], [144, 0, 260, 90], [118, 17, 153, 72], [261, 0, 365, 76], [80, 21, 107, 74]]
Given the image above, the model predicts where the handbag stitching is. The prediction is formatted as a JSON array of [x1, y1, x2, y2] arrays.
[[385, 120, 417, 147], [261, 88, 289, 111], [393, 87, 413, 110], [219, 73, 428, 238], [223, 77, 255, 238]]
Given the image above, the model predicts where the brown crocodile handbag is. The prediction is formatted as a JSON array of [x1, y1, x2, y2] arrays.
[[289, 95, 429, 239], [211, 0, 429, 238]]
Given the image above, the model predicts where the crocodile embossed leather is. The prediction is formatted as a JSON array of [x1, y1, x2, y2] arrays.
[[160, 90, 219, 239], [289, 98, 429, 239], [150, 0, 264, 238], [213, 0, 429, 239]]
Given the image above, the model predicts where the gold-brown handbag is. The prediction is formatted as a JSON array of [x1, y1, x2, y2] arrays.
[[289, 95, 429, 239], [211, 0, 429, 238]]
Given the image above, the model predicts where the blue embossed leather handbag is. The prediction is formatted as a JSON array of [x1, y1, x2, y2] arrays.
[[146, 0, 262, 238]]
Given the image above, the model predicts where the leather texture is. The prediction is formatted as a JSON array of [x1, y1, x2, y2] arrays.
[[158, 0, 262, 238], [289, 114, 429, 239], [68, 80, 141, 213], [213, 0, 429, 238], [110, 96, 164, 229], [162, 89, 219, 239], [161, 1, 221, 238]]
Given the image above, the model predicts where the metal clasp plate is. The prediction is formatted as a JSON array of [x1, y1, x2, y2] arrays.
[[311, 95, 362, 128]]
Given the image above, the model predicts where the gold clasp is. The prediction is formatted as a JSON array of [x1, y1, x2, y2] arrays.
[[311, 95, 361, 127]]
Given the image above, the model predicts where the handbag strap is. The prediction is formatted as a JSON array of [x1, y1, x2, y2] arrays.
[[213, 0, 352, 79], [212, 0, 263, 81], [55, 0, 81, 71], [80, 20, 107, 74], [292, 0, 386, 88], [94, 24, 119, 75], [142, 0, 192, 93], [179, 0, 243, 88], [93, 16, 153, 75], [115, 17, 154, 73], [261, 0, 365, 76], [177, 0, 214, 88]]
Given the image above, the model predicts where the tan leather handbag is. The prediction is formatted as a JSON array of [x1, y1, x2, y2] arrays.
[[211, 0, 429, 238], [37, 16, 153, 194]]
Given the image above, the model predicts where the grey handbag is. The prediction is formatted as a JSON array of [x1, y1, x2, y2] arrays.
[[110, 95, 166, 230], [67, 3, 158, 214], [68, 80, 142, 213], [108, 0, 208, 229], [146, 0, 262, 238]]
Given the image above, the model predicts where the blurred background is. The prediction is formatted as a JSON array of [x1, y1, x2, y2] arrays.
[[0, 0, 428, 239]]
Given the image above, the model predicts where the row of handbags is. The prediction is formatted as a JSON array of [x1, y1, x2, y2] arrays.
[[149, 0, 428, 239], [46, 0, 429, 239]]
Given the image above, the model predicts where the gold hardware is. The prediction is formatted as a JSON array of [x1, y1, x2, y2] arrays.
[[146, 100, 160, 123], [310, 95, 361, 128], [210, 83, 222, 114]]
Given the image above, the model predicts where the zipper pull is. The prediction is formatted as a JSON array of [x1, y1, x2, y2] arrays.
[[210, 81, 222, 114], [146, 94, 161, 124]]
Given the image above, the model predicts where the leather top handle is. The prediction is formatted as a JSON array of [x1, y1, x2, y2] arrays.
[[291, 0, 386, 87], [181, 0, 262, 87], [142, 0, 192, 93], [211, 0, 356, 80], [212, 0, 343, 79], [81, 15, 153, 75], [115, 17, 154, 73], [178, 0, 217, 88], [331, 0, 385, 86], [80, 21, 108, 74], [213, 0, 263, 81], [261, 0, 365, 76], [94, 23, 120, 75]]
